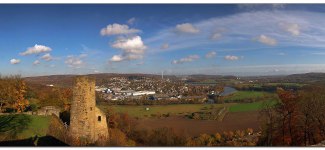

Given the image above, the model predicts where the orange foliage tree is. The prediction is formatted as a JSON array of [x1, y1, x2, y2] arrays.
[[259, 86, 325, 146], [13, 79, 29, 112], [0, 75, 29, 112]]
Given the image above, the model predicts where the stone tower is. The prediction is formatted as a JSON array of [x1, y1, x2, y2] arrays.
[[69, 76, 108, 144]]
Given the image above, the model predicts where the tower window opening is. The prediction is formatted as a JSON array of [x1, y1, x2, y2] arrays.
[[98, 116, 101, 122]]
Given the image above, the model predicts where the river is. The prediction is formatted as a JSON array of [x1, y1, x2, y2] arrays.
[[220, 86, 237, 96]]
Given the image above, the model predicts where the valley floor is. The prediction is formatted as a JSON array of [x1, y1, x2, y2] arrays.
[[135, 111, 260, 137]]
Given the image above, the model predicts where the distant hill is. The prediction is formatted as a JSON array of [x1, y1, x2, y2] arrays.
[[24, 72, 325, 88], [286, 72, 325, 81], [24, 73, 164, 88], [270, 72, 325, 84], [24, 73, 232, 88], [25, 75, 76, 88], [188, 74, 234, 79]]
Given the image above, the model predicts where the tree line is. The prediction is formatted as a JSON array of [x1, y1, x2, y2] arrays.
[[258, 85, 325, 146], [0, 75, 72, 113]]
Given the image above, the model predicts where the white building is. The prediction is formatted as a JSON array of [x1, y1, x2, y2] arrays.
[[95, 87, 108, 92], [132, 91, 156, 96], [118, 90, 135, 96]]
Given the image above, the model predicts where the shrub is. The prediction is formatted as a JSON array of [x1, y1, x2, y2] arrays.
[[192, 113, 200, 120], [46, 114, 70, 145], [214, 133, 222, 142], [108, 128, 135, 146]]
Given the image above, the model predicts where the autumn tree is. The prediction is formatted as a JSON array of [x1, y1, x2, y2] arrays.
[[37, 87, 72, 108], [259, 100, 277, 146], [0, 75, 29, 112], [13, 78, 29, 112], [270, 88, 299, 145], [107, 128, 136, 146], [186, 129, 258, 146], [298, 85, 325, 145], [259, 86, 325, 146], [0, 76, 10, 112]]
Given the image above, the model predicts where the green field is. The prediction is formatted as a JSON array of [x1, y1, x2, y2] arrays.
[[0, 114, 50, 140], [223, 91, 273, 102], [99, 103, 234, 118], [266, 83, 306, 87], [240, 83, 306, 88], [99, 100, 277, 118], [229, 100, 278, 112]]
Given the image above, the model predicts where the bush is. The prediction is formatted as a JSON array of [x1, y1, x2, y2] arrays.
[[163, 113, 170, 117], [108, 128, 135, 146], [29, 104, 38, 112], [191, 113, 200, 120], [186, 129, 258, 146], [147, 127, 187, 146]]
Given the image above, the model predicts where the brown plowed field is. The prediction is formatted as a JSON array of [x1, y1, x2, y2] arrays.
[[135, 111, 260, 137]]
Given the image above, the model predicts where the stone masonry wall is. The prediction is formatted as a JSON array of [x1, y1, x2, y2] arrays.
[[94, 107, 109, 140], [69, 76, 97, 143], [69, 76, 109, 145]]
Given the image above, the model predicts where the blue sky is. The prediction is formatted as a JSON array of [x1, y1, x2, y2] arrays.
[[2, 4, 325, 77]]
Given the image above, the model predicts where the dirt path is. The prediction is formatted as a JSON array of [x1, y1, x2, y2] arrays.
[[135, 111, 261, 137]]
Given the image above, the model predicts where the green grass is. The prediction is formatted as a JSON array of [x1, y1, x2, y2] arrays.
[[20, 115, 50, 138], [223, 91, 270, 101], [229, 100, 278, 112], [266, 83, 305, 87], [0, 114, 50, 140], [99, 103, 234, 118]]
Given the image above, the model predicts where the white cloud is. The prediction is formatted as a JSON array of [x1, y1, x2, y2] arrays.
[[20, 44, 52, 56], [65, 54, 86, 68], [277, 52, 286, 56], [161, 43, 169, 49], [40, 53, 53, 61], [79, 53, 88, 58], [111, 36, 146, 54], [100, 23, 141, 36], [279, 22, 300, 36], [125, 54, 143, 60], [127, 17, 136, 25], [210, 32, 222, 40], [175, 23, 199, 34], [255, 35, 277, 46], [237, 4, 286, 10], [110, 55, 124, 62], [205, 51, 217, 58], [109, 36, 147, 62], [272, 4, 286, 9], [10, 59, 21, 64], [311, 52, 325, 55], [273, 68, 280, 72], [33, 60, 40, 65], [172, 55, 200, 64], [209, 28, 227, 40], [224, 55, 239, 61], [148, 10, 325, 53]]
